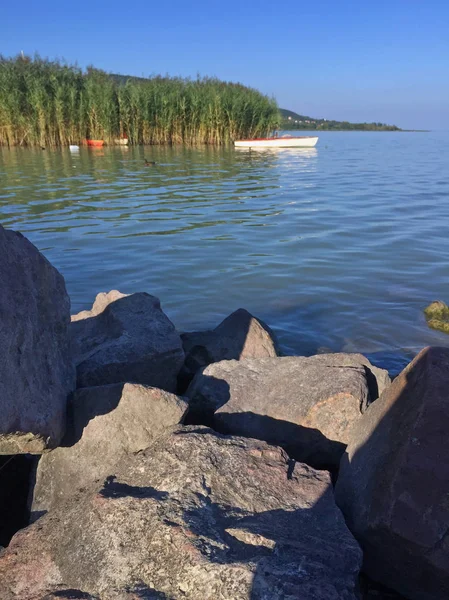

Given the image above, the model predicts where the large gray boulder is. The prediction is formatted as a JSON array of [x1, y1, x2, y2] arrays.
[[0, 225, 74, 454], [71, 290, 184, 392], [181, 308, 279, 382], [187, 354, 387, 469], [336, 347, 449, 600], [32, 383, 187, 516], [0, 427, 362, 599]]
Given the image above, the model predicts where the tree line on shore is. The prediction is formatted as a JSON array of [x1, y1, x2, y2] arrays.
[[280, 108, 401, 131], [0, 55, 280, 147], [283, 119, 401, 131]]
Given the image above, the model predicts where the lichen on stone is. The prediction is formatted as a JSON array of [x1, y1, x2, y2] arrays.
[[424, 301, 449, 334]]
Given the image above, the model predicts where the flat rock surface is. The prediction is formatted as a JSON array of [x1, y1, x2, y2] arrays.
[[336, 346, 449, 600], [308, 353, 391, 400], [187, 355, 375, 468], [71, 291, 184, 392], [32, 383, 187, 516], [0, 427, 362, 600], [0, 225, 74, 453]]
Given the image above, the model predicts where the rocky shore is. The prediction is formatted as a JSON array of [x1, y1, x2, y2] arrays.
[[0, 223, 448, 600]]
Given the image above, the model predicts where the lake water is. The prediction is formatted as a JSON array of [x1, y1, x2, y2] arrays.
[[1, 131, 449, 374]]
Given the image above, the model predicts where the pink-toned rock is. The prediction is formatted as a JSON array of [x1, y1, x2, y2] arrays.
[[71, 289, 127, 321], [41, 592, 99, 600], [187, 354, 380, 469], [71, 290, 184, 392], [0, 427, 361, 599], [336, 347, 449, 600], [0, 225, 74, 453]]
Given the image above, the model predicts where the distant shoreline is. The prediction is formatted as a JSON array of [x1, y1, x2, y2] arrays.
[[279, 108, 404, 132]]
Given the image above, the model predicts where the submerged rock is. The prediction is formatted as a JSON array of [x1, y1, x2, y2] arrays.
[[32, 383, 187, 516], [424, 300, 449, 334], [336, 346, 449, 600], [180, 308, 279, 386], [0, 225, 74, 453], [186, 354, 384, 469], [71, 290, 184, 392], [0, 427, 362, 600]]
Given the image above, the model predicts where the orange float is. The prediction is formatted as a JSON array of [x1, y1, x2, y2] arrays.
[[86, 139, 105, 147]]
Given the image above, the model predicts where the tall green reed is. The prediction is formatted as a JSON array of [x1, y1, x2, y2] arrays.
[[0, 55, 280, 147]]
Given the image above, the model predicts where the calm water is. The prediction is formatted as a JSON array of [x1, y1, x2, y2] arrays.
[[1, 131, 449, 374]]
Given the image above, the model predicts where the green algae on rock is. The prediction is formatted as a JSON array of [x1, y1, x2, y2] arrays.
[[424, 301, 449, 334]]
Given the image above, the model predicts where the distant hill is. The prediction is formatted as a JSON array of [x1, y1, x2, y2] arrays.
[[110, 73, 149, 85], [109, 80, 401, 132], [280, 108, 401, 131]]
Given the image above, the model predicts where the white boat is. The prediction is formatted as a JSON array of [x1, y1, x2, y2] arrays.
[[69, 145, 80, 152], [234, 135, 318, 148]]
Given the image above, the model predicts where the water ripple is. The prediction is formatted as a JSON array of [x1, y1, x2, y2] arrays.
[[1, 132, 449, 374]]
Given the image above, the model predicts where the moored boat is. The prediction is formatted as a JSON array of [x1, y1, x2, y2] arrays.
[[234, 135, 318, 148], [86, 139, 104, 147], [114, 138, 129, 146], [69, 144, 79, 152]]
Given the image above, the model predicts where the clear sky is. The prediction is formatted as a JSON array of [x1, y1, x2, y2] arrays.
[[2, 0, 449, 129]]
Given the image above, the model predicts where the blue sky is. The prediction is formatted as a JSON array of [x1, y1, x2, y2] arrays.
[[2, 0, 448, 129]]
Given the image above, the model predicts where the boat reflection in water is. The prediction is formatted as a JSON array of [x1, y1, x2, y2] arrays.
[[234, 146, 318, 169], [235, 147, 318, 157]]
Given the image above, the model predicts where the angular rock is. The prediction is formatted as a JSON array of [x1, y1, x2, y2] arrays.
[[0, 225, 74, 454], [71, 291, 184, 392], [181, 308, 279, 383], [187, 354, 377, 469], [32, 383, 187, 516], [335, 347, 449, 600], [0, 427, 362, 600]]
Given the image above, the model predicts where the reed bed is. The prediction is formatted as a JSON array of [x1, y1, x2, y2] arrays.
[[0, 55, 280, 147]]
